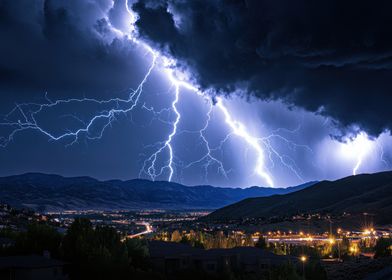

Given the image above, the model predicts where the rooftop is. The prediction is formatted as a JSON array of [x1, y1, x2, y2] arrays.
[[148, 241, 292, 264]]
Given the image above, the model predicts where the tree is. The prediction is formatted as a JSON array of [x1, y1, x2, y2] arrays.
[[171, 230, 182, 242], [255, 237, 267, 249], [92, 226, 128, 267], [180, 235, 190, 244], [304, 260, 328, 280], [14, 223, 62, 256], [62, 218, 131, 279], [374, 237, 392, 258], [243, 234, 255, 247], [125, 238, 150, 269], [61, 218, 95, 262], [269, 263, 302, 280]]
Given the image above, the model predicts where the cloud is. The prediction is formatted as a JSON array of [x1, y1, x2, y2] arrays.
[[0, 0, 148, 99], [133, 0, 392, 135]]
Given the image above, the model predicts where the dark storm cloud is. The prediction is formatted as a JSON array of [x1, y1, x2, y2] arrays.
[[0, 0, 144, 97], [133, 0, 392, 135]]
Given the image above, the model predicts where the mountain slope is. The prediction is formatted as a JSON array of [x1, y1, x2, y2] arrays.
[[207, 171, 392, 224], [0, 173, 314, 212]]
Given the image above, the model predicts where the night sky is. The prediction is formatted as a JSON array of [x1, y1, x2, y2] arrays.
[[0, 0, 391, 188]]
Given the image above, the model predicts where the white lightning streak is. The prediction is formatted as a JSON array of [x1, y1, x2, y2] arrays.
[[139, 84, 180, 181], [0, 2, 315, 187], [0, 52, 157, 147], [181, 100, 229, 181], [216, 97, 274, 187], [353, 158, 362, 175], [340, 132, 373, 176]]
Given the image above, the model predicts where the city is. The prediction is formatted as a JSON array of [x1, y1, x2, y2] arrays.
[[1, 202, 391, 279], [1, 0, 392, 279]]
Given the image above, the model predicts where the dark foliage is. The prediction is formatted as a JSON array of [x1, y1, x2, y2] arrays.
[[374, 237, 392, 258]]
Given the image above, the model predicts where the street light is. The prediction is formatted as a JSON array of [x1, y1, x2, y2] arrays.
[[350, 246, 358, 254], [350, 245, 359, 260], [300, 255, 307, 278]]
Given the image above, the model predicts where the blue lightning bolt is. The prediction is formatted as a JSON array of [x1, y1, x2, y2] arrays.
[[0, 43, 311, 187], [180, 100, 230, 181], [0, 3, 313, 187], [216, 97, 275, 187], [139, 83, 180, 181], [0, 51, 157, 147]]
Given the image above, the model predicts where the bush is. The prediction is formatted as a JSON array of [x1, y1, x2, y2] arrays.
[[270, 263, 302, 280], [13, 223, 62, 257], [374, 237, 392, 258]]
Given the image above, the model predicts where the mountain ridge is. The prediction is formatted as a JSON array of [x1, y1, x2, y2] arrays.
[[207, 171, 392, 225], [0, 173, 315, 212]]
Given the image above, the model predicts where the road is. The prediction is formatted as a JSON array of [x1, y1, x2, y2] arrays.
[[127, 221, 153, 238]]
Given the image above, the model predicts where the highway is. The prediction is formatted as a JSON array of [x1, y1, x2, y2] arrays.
[[127, 222, 153, 238]]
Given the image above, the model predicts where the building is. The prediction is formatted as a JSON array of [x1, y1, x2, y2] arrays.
[[0, 255, 68, 280], [148, 241, 294, 276]]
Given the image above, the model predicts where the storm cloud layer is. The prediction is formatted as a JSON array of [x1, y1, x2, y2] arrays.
[[0, 0, 391, 187], [133, 0, 392, 136], [0, 0, 145, 98]]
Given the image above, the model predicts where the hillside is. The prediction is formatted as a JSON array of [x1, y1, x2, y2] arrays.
[[0, 173, 313, 212], [207, 171, 392, 225]]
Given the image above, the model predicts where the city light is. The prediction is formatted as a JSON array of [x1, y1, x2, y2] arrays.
[[349, 245, 359, 255]]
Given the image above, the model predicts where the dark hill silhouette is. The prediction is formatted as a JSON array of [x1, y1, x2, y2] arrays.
[[207, 171, 392, 225], [0, 173, 314, 212]]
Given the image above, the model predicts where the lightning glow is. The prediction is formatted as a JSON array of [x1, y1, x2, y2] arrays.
[[0, 2, 340, 188], [216, 97, 274, 187], [0, 51, 157, 147], [139, 83, 180, 182], [340, 132, 373, 175], [0, 28, 314, 187], [181, 100, 230, 181]]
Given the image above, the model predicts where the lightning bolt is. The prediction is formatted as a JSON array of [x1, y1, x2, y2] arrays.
[[139, 83, 180, 181], [0, 51, 157, 147], [0, 3, 313, 187], [216, 97, 274, 187], [353, 154, 363, 176], [180, 100, 230, 182], [0, 45, 310, 187], [350, 132, 369, 176], [378, 141, 390, 169], [340, 131, 387, 176]]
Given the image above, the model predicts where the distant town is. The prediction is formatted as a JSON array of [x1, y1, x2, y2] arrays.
[[1, 203, 391, 279]]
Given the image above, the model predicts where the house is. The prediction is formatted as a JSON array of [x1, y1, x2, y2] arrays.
[[148, 241, 293, 276], [0, 255, 68, 280], [148, 240, 204, 274]]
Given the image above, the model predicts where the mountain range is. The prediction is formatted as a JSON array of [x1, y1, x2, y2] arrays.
[[0, 173, 314, 212], [207, 171, 392, 225]]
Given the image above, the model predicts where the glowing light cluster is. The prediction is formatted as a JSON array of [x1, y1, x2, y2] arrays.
[[340, 132, 374, 175]]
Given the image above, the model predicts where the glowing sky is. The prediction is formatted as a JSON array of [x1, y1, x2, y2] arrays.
[[0, 0, 391, 188]]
